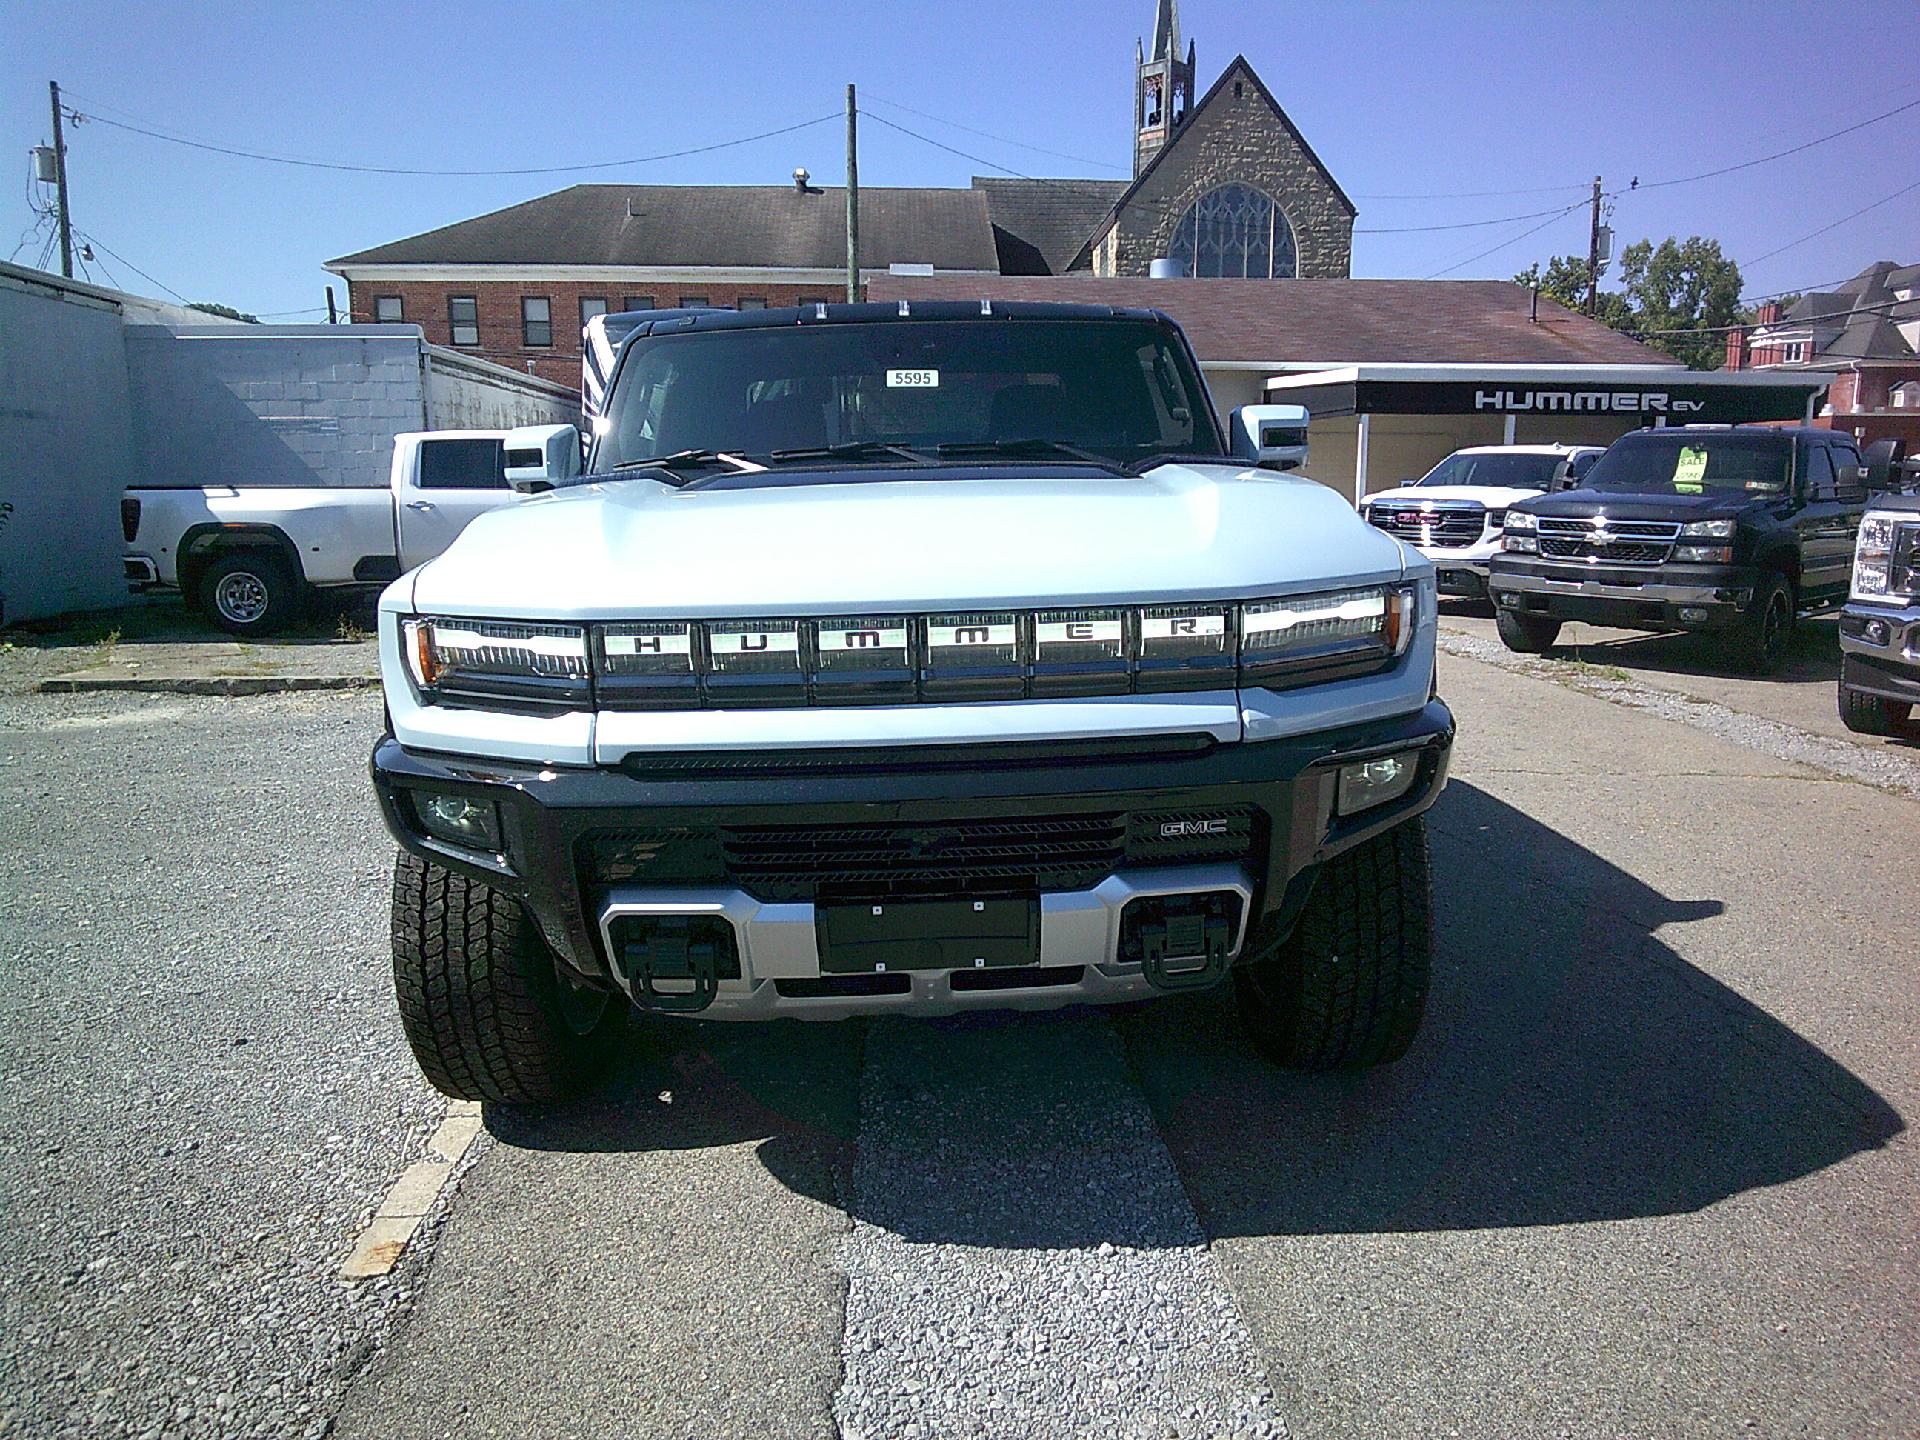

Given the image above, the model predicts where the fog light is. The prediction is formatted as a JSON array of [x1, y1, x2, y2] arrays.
[[1337, 753, 1420, 815], [1678, 606, 1710, 624], [414, 792, 502, 851], [1864, 618, 1891, 646], [1496, 591, 1521, 609]]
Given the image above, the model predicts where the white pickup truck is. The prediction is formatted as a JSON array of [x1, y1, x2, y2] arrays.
[[123, 431, 532, 635]]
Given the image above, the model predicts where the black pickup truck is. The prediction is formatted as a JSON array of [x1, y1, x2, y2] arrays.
[[1487, 426, 1880, 673]]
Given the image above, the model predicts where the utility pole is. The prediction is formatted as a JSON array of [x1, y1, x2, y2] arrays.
[[49, 80, 73, 279], [845, 83, 860, 304], [1584, 174, 1602, 318]]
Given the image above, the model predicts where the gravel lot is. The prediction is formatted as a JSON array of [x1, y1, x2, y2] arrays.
[[2, 642, 1914, 1438], [0, 687, 442, 1440]]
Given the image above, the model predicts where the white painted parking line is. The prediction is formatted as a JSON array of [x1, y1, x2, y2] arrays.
[[835, 1015, 1282, 1440], [340, 1101, 483, 1282]]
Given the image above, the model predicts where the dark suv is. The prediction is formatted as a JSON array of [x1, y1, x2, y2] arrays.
[[1487, 427, 1874, 672]]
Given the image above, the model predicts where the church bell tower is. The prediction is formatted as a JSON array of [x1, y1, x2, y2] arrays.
[[1134, 0, 1196, 176]]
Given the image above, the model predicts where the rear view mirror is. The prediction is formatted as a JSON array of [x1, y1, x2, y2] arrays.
[[504, 424, 583, 492], [1230, 404, 1310, 472], [1863, 438, 1904, 492]]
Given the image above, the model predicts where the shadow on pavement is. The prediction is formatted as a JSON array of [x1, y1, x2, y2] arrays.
[[1548, 612, 1839, 686], [1118, 780, 1903, 1236], [486, 779, 1902, 1245]]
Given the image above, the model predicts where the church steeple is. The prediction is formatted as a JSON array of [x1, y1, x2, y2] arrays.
[[1134, 0, 1196, 176]]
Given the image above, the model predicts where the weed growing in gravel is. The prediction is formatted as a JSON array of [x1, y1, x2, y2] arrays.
[[335, 615, 369, 643]]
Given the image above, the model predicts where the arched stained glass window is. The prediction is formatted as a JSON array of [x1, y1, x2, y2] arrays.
[[1167, 184, 1297, 279]]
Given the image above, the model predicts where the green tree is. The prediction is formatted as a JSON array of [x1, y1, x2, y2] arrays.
[[1516, 236, 1745, 369], [188, 301, 259, 323]]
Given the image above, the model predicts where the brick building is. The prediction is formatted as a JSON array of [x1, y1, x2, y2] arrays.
[[325, 0, 1354, 385], [1726, 259, 1920, 454]]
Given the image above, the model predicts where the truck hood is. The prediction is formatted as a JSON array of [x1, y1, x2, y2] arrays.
[[1366, 485, 1543, 508], [410, 461, 1411, 617], [1520, 487, 1774, 523]]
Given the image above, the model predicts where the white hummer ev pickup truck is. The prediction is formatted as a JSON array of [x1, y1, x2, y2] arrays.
[[369, 302, 1454, 1102]]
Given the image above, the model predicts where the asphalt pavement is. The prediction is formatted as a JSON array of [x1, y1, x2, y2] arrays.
[[1, 644, 1913, 1439]]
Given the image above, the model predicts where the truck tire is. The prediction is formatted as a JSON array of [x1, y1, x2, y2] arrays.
[[1733, 574, 1793, 675], [1495, 608, 1561, 654], [1838, 681, 1911, 736], [391, 851, 625, 1103], [1234, 815, 1432, 1070], [197, 551, 304, 637]]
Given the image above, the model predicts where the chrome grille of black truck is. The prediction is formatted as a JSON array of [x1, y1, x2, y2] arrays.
[[1536, 517, 1681, 566]]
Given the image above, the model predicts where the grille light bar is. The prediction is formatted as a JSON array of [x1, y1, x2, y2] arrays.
[[402, 584, 1417, 713]]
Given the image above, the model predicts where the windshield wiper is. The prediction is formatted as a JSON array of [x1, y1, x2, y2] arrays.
[[607, 449, 763, 486], [767, 441, 933, 466], [934, 438, 1126, 471]]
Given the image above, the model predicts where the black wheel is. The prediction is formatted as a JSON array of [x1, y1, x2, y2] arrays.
[[196, 551, 304, 637], [1733, 574, 1793, 674], [391, 851, 625, 1103], [1838, 682, 1911, 737], [1234, 815, 1433, 1070], [1495, 608, 1562, 654]]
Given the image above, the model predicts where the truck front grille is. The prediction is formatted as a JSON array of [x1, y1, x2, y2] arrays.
[[1536, 517, 1680, 566], [579, 806, 1259, 905], [720, 813, 1128, 902], [1366, 503, 1487, 548]]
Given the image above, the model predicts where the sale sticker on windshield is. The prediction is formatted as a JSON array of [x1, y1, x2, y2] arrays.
[[1673, 446, 1709, 493]]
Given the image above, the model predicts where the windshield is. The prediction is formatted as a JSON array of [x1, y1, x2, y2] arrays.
[[592, 318, 1222, 473], [1414, 452, 1560, 490], [1585, 433, 1791, 496]]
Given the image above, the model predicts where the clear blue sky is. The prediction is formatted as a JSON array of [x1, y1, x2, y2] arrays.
[[5, 0, 1916, 318]]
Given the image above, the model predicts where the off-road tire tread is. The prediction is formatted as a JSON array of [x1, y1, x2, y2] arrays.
[[391, 850, 615, 1102], [1235, 816, 1433, 1070], [1495, 609, 1561, 654]]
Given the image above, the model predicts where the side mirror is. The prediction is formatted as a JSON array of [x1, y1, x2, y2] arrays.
[[1864, 438, 1904, 492], [503, 424, 583, 492], [1230, 404, 1310, 472]]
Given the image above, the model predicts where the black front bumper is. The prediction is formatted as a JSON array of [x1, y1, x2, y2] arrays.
[[369, 700, 1454, 987], [1488, 557, 1763, 631]]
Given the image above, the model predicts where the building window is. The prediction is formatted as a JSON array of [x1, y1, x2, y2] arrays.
[[521, 297, 552, 347], [374, 295, 403, 323], [678, 295, 709, 309], [1167, 183, 1297, 279], [622, 295, 655, 313], [1893, 382, 1918, 409], [737, 297, 768, 310], [579, 297, 608, 330], [448, 295, 479, 347]]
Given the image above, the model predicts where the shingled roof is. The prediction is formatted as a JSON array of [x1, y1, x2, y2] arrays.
[[864, 274, 1682, 367], [970, 177, 1129, 275], [328, 184, 1001, 272], [1774, 260, 1918, 364]]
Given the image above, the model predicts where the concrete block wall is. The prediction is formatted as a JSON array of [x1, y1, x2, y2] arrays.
[[0, 275, 134, 622], [125, 327, 431, 490]]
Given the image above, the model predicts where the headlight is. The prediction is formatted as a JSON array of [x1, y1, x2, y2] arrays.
[[1854, 515, 1920, 602], [1504, 534, 1539, 553], [1674, 544, 1734, 563], [1680, 519, 1736, 539], [402, 617, 590, 710], [1503, 512, 1537, 531], [1240, 585, 1414, 688]]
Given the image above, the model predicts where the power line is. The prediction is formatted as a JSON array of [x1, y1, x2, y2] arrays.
[[866, 96, 1126, 174], [71, 230, 189, 302], [1354, 182, 1591, 201], [1744, 177, 1920, 267], [1630, 96, 1920, 192], [1425, 200, 1589, 279], [62, 106, 841, 177], [1356, 199, 1616, 236], [1630, 295, 1914, 338]]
